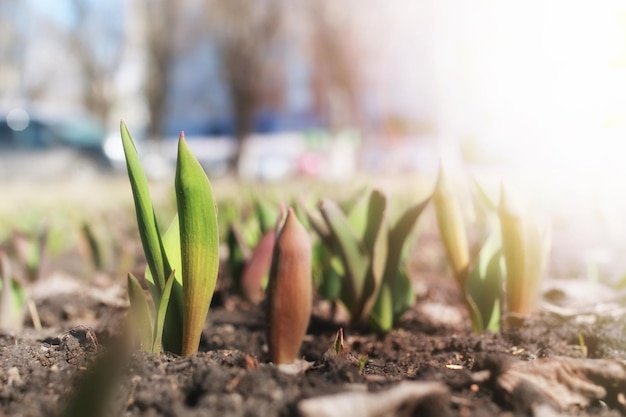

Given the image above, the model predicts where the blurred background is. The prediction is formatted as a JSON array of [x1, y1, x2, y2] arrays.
[[2, 0, 626, 186], [3, 0, 626, 284]]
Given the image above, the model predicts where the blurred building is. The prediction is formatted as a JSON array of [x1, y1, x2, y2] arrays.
[[2, 0, 626, 175], [0, 1, 441, 141]]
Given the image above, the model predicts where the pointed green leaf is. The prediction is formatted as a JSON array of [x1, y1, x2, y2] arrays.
[[10, 279, 25, 324], [161, 216, 182, 285], [433, 165, 470, 285], [255, 196, 277, 234], [304, 204, 332, 244], [0, 253, 13, 330], [362, 191, 387, 263], [499, 186, 546, 316], [466, 294, 485, 333], [368, 282, 393, 333], [347, 192, 369, 238], [332, 328, 344, 355], [319, 198, 368, 316], [384, 196, 430, 287], [369, 268, 415, 332], [120, 121, 171, 293], [227, 224, 250, 293], [339, 185, 368, 214], [0, 252, 25, 331], [144, 217, 181, 291], [389, 197, 431, 254], [392, 267, 414, 320], [175, 133, 220, 357], [152, 270, 177, 353], [127, 273, 153, 352], [241, 216, 263, 250], [143, 216, 183, 354], [358, 190, 388, 321], [465, 233, 503, 332], [368, 196, 428, 332], [292, 199, 311, 229], [471, 180, 499, 244], [317, 249, 343, 301], [472, 178, 497, 212]]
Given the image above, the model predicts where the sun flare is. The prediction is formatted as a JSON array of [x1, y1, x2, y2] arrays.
[[457, 1, 626, 217]]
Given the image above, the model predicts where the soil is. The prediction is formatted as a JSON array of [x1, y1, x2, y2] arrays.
[[3, 201, 626, 417], [2, 262, 626, 417]]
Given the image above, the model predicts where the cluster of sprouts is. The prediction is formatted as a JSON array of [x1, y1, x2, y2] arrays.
[[119, 123, 549, 364]]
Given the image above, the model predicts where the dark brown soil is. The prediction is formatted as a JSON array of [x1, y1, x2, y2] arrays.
[[2, 261, 626, 417]]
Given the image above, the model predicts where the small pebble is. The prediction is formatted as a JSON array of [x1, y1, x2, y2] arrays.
[[8, 367, 22, 387]]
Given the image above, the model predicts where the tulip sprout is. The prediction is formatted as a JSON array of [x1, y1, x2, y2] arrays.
[[121, 121, 219, 356], [433, 166, 503, 332], [433, 167, 470, 287], [310, 190, 430, 331], [499, 186, 549, 316], [227, 197, 279, 303], [434, 166, 550, 331], [0, 251, 26, 331], [266, 208, 312, 364], [318, 191, 388, 324]]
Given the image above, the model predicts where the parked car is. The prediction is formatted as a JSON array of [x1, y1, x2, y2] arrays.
[[0, 109, 113, 180]]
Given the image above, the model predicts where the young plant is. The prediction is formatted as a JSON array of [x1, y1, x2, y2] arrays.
[[312, 190, 430, 331], [499, 186, 548, 316], [368, 196, 431, 332], [433, 167, 503, 332], [0, 251, 26, 331], [239, 229, 275, 303], [11, 227, 48, 282], [121, 121, 219, 357], [79, 218, 115, 274], [266, 208, 312, 364], [332, 328, 346, 355], [317, 190, 388, 324], [302, 201, 343, 306], [464, 232, 504, 332], [227, 197, 278, 303], [432, 167, 470, 286], [226, 224, 250, 294]]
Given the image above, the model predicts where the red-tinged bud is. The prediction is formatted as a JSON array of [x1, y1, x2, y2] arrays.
[[240, 230, 275, 303], [266, 208, 312, 364]]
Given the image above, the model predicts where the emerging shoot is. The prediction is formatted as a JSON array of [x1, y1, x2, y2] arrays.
[[122, 122, 219, 356], [433, 166, 470, 286], [499, 186, 548, 317], [266, 208, 312, 365]]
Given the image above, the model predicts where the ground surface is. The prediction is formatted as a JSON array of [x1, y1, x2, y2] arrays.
[[2, 266, 626, 417], [2, 177, 626, 417]]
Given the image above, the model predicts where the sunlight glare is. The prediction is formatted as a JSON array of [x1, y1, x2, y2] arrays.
[[468, 1, 626, 219]]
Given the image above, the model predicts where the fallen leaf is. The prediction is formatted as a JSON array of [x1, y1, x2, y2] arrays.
[[298, 381, 449, 417]]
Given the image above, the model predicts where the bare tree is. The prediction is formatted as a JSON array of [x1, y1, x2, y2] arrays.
[[305, 0, 364, 132], [141, 0, 178, 140], [0, 1, 25, 102], [207, 0, 285, 174], [65, 0, 125, 124], [138, 0, 213, 140], [0, 2, 57, 105]]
